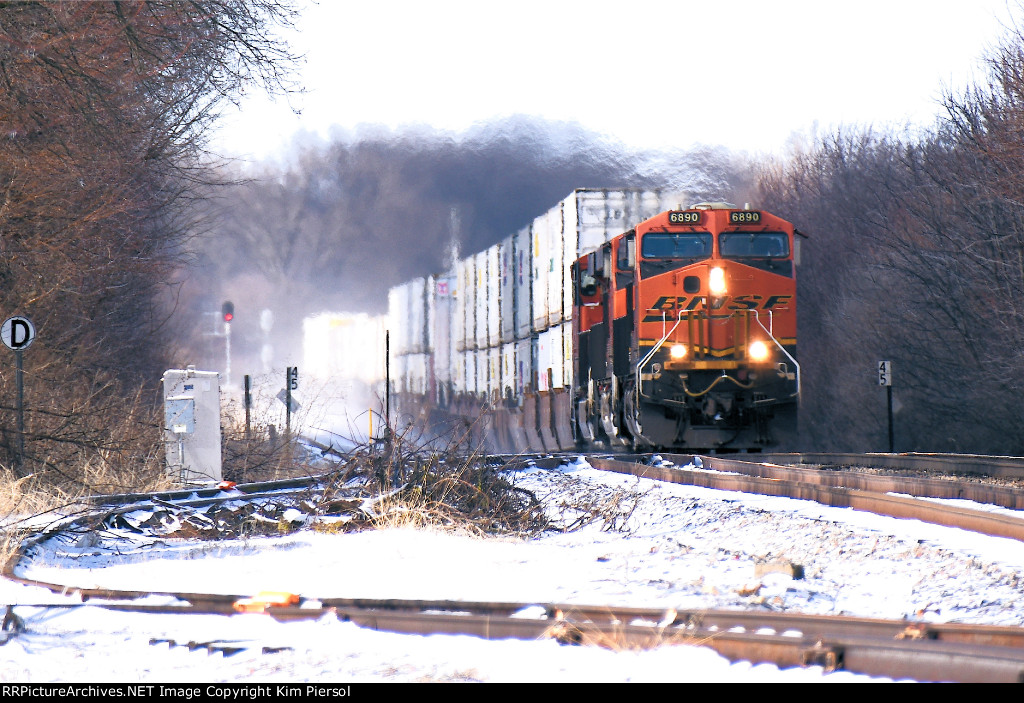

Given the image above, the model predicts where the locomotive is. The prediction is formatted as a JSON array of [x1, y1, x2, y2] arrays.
[[572, 203, 800, 451], [374, 190, 800, 453]]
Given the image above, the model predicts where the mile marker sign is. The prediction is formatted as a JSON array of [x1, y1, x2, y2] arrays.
[[1, 316, 35, 351]]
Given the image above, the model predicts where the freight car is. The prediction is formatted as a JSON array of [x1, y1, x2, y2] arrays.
[[381, 189, 801, 453]]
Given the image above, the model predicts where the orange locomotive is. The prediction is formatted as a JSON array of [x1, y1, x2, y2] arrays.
[[572, 203, 801, 451]]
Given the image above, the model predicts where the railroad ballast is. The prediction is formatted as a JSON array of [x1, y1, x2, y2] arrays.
[[382, 188, 801, 452]]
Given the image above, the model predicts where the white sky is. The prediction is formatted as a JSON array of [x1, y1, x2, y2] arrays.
[[214, 0, 1023, 162]]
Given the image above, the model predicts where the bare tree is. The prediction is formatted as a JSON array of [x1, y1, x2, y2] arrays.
[[757, 19, 1024, 454], [0, 1, 299, 481]]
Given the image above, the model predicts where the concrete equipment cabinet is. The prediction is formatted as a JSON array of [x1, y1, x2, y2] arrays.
[[163, 366, 222, 484]]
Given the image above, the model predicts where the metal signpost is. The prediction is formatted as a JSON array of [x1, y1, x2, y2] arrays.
[[279, 366, 299, 437], [244, 374, 252, 440], [2, 316, 36, 471], [221, 301, 234, 388], [878, 360, 893, 453]]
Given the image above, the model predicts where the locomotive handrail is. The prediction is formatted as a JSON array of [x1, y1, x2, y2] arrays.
[[636, 309, 685, 405], [752, 309, 801, 399]]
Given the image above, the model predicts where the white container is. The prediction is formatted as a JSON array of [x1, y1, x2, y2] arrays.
[[398, 279, 414, 356], [515, 338, 532, 397], [531, 208, 554, 333], [455, 257, 473, 352], [464, 349, 477, 395], [529, 189, 687, 333], [561, 321, 573, 389], [486, 345, 501, 399], [500, 341, 516, 400], [499, 233, 516, 344], [387, 286, 405, 358], [513, 225, 532, 341], [545, 206, 565, 330], [302, 312, 386, 385], [390, 353, 405, 394], [387, 188, 689, 404], [429, 274, 455, 388], [452, 348, 467, 396], [163, 367, 221, 484], [408, 277, 427, 354], [561, 189, 686, 321], [571, 188, 683, 254], [474, 250, 489, 351], [407, 353, 427, 395], [486, 244, 501, 348], [551, 325, 569, 390], [536, 327, 564, 392], [475, 348, 488, 398]]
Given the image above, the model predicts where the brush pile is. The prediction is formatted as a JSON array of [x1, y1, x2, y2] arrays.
[[100, 436, 551, 543]]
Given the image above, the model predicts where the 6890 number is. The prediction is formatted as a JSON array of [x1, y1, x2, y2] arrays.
[[729, 211, 762, 224], [668, 211, 702, 225]]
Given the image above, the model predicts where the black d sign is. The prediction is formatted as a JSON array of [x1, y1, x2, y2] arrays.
[[2, 316, 35, 350]]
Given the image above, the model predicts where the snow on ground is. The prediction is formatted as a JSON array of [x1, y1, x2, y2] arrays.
[[6, 456, 1024, 682]]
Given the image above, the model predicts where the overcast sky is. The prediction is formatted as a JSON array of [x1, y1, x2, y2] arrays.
[[213, 0, 1023, 162]]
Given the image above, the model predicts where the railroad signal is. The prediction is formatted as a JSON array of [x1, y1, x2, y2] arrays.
[[222, 301, 234, 323]]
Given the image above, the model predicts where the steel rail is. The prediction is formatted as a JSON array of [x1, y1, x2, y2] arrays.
[[6, 596, 1024, 682], [660, 452, 1024, 510], [325, 606, 1024, 682], [83, 475, 325, 508], [756, 452, 1024, 480], [589, 456, 1024, 541], [15, 593, 1024, 650]]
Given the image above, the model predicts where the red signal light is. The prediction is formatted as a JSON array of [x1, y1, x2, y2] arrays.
[[222, 301, 234, 323]]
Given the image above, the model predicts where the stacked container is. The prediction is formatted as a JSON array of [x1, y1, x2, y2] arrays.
[[379, 188, 686, 415]]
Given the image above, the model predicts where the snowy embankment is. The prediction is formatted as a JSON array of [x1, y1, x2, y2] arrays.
[[5, 457, 1024, 682]]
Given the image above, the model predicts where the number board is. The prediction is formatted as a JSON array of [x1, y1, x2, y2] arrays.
[[878, 360, 892, 387], [729, 211, 762, 225], [668, 211, 703, 225]]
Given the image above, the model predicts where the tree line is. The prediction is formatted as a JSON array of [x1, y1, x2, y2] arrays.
[[0, 1, 297, 483], [758, 26, 1024, 453]]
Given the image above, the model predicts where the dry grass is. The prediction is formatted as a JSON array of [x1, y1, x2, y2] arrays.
[[0, 469, 65, 519], [0, 467, 79, 571]]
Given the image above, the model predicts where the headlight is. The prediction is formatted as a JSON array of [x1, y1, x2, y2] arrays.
[[749, 340, 770, 361], [670, 344, 686, 360], [708, 267, 726, 295]]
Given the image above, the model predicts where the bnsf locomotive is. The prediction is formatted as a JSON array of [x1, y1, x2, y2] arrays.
[[374, 190, 801, 454], [572, 203, 800, 450]]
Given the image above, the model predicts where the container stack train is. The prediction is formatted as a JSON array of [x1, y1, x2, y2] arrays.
[[383, 188, 801, 453]]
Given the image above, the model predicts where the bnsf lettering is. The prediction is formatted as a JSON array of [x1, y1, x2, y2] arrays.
[[642, 294, 791, 321]]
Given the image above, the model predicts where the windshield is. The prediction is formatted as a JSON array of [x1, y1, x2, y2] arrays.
[[719, 232, 789, 259], [641, 232, 712, 259]]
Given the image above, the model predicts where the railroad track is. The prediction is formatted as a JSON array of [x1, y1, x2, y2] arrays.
[[6, 450, 1024, 682]]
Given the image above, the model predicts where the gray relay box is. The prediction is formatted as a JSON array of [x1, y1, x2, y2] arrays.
[[162, 366, 221, 484]]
